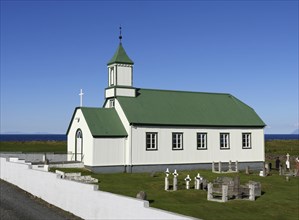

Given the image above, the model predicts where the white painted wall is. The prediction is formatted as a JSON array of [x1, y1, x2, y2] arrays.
[[105, 87, 136, 98], [105, 88, 115, 98], [116, 65, 132, 86], [67, 109, 94, 166], [113, 99, 132, 166], [0, 158, 191, 220], [116, 88, 136, 97], [131, 126, 264, 165], [93, 138, 125, 166]]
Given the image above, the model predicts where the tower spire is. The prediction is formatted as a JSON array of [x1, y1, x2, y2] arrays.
[[119, 26, 122, 43]]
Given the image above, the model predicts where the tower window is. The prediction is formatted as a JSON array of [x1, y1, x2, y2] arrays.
[[109, 67, 114, 86]]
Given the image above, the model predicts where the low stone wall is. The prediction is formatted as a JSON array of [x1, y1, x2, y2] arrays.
[[0, 157, 192, 220], [0, 152, 67, 163]]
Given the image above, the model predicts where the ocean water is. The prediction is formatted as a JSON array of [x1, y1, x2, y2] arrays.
[[0, 134, 66, 142], [265, 134, 298, 141], [0, 134, 298, 142]]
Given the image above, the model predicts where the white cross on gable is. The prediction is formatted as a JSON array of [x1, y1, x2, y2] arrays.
[[79, 89, 84, 107]]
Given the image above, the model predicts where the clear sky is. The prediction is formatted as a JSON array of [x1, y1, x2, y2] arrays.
[[1, 0, 298, 134]]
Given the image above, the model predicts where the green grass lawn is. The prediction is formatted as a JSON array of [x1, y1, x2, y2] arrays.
[[2, 140, 299, 219], [52, 168, 299, 220], [0, 141, 67, 153], [265, 140, 299, 156]]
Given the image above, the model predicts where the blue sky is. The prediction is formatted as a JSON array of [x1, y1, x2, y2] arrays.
[[1, 0, 298, 134]]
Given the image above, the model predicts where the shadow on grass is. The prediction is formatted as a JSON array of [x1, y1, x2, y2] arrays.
[[148, 199, 155, 204]]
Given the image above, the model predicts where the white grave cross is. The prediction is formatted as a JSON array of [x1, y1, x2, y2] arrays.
[[79, 89, 84, 107], [286, 153, 290, 169]]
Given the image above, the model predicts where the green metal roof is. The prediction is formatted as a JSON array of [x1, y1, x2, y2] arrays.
[[117, 89, 266, 127], [107, 43, 134, 65], [67, 107, 127, 137]]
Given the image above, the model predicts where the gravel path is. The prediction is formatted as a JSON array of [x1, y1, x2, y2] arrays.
[[0, 180, 82, 220]]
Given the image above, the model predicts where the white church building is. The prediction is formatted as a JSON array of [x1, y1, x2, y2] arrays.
[[67, 34, 266, 173]]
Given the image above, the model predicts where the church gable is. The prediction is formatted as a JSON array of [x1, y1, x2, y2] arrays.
[[67, 107, 127, 137], [117, 89, 266, 127]]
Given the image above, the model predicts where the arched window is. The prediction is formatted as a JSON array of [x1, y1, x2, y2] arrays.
[[75, 129, 83, 161], [76, 130, 82, 138]]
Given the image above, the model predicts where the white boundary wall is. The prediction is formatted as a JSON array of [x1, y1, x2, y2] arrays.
[[0, 157, 193, 220]]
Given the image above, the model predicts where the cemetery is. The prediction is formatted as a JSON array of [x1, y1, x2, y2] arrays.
[[1, 139, 298, 219], [49, 158, 298, 220]]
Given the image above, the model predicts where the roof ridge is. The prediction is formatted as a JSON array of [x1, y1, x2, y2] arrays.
[[137, 87, 231, 96]]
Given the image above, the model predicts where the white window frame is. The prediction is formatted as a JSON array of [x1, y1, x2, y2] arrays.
[[197, 133, 207, 150], [242, 133, 252, 149], [172, 133, 183, 150], [146, 132, 158, 151], [220, 133, 230, 149]]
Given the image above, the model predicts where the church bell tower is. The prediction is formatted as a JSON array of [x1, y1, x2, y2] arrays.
[[105, 27, 136, 100]]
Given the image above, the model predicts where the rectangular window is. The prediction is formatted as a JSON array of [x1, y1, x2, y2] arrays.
[[197, 133, 207, 150], [220, 133, 230, 149], [109, 67, 114, 86], [109, 99, 115, 108], [242, 133, 251, 149], [146, 133, 158, 151], [172, 133, 183, 150]]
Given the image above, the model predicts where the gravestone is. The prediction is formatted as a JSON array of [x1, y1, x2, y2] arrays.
[[184, 175, 191, 189], [207, 183, 213, 200], [172, 169, 179, 191], [150, 171, 156, 177], [249, 184, 255, 201], [286, 153, 290, 170], [245, 166, 250, 175], [165, 168, 170, 191], [222, 185, 228, 202], [275, 157, 281, 170], [136, 191, 147, 200], [194, 173, 202, 190], [202, 179, 208, 190], [296, 157, 299, 176], [233, 176, 241, 199], [265, 163, 269, 175], [247, 181, 261, 197]]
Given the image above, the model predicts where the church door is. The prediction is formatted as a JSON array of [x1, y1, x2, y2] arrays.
[[75, 129, 83, 161]]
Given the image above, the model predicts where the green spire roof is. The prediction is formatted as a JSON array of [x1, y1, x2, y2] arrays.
[[107, 43, 134, 65]]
